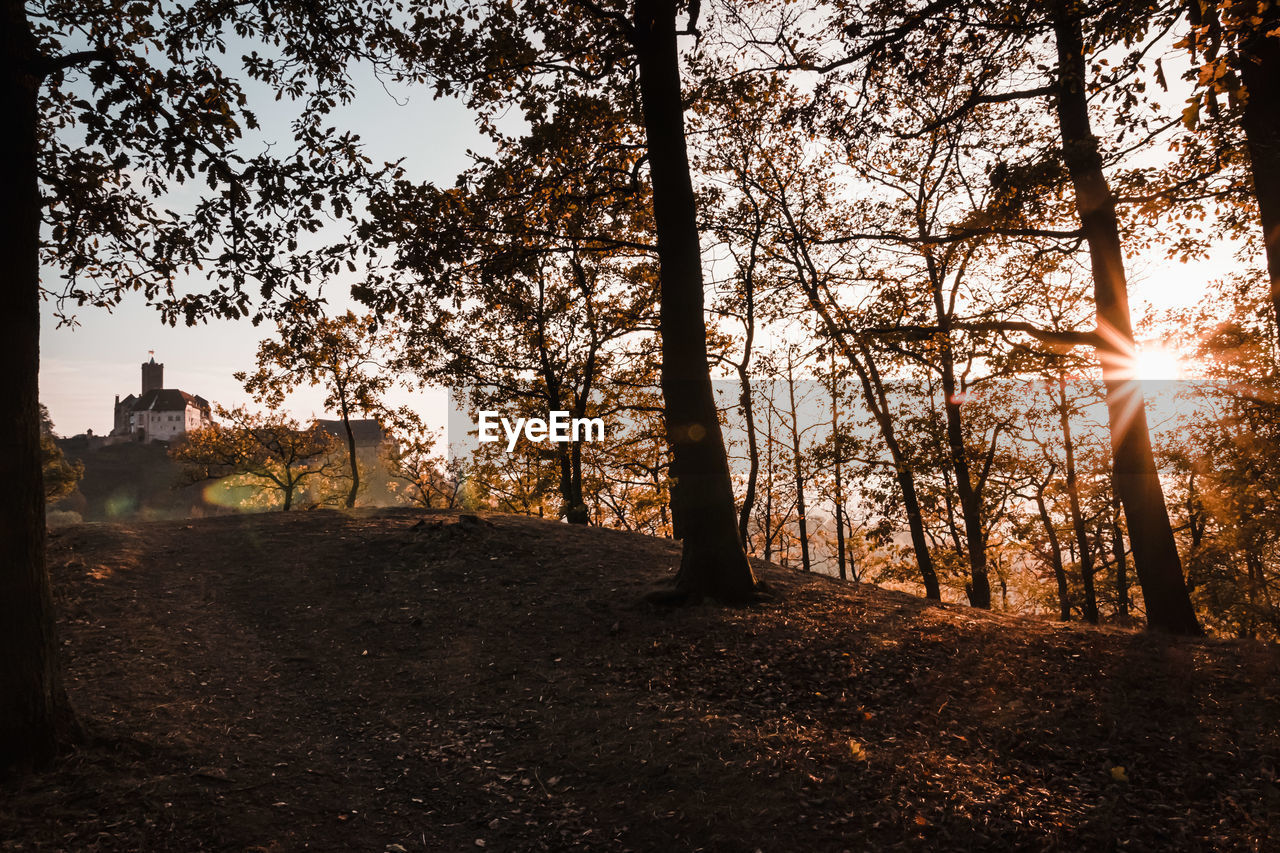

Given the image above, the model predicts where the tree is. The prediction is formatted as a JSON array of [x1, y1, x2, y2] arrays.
[[774, 0, 1200, 631], [376, 0, 758, 600], [1182, 0, 1280, 334], [1018, 458, 1074, 621], [694, 73, 802, 554], [365, 122, 655, 525], [699, 84, 946, 598], [240, 311, 391, 509], [1049, 0, 1200, 634], [172, 407, 342, 511], [704, 162, 768, 549], [808, 349, 857, 581], [1157, 289, 1280, 637], [782, 347, 817, 572], [383, 416, 465, 509], [3, 0, 403, 769], [39, 406, 82, 503], [749, 380, 794, 566]]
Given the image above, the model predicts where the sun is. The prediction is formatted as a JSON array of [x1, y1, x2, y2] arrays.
[[1128, 342, 1187, 381]]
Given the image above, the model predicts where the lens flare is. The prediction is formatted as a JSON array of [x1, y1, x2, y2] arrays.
[[1129, 343, 1185, 381]]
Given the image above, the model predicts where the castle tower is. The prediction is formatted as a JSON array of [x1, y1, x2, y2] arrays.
[[142, 354, 163, 394]]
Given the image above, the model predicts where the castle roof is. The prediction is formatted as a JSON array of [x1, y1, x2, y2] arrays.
[[128, 389, 211, 414], [314, 418, 386, 446]]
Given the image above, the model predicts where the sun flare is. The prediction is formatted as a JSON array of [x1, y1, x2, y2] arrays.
[[1128, 343, 1187, 381]]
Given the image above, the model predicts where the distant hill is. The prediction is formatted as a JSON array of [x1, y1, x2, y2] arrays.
[[6, 509, 1278, 851], [52, 432, 402, 523], [52, 437, 230, 522]]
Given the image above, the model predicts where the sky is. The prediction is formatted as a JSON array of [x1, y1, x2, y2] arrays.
[[38, 31, 1228, 439], [41, 63, 482, 437]]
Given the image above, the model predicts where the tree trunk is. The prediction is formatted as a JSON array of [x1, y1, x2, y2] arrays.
[[633, 0, 756, 602], [737, 371, 759, 548], [1052, 4, 1201, 635], [553, 442, 588, 525], [734, 216, 761, 548], [567, 258, 596, 526], [762, 401, 776, 565], [1235, 5, 1280, 330], [786, 356, 811, 572], [340, 398, 359, 509], [566, 440, 589, 524], [1057, 375, 1098, 623], [889, 449, 942, 598], [1244, 550, 1264, 638], [938, 335, 990, 607], [1034, 485, 1073, 621], [797, 300, 941, 596], [922, 244, 990, 606], [655, 457, 670, 534], [830, 350, 848, 582], [0, 0, 76, 771], [1111, 487, 1130, 618], [858, 346, 942, 600], [762, 482, 773, 565]]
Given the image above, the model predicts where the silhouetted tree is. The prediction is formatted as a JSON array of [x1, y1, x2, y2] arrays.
[[2, 0, 401, 769], [240, 311, 392, 509], [172, 407, 342, 511]]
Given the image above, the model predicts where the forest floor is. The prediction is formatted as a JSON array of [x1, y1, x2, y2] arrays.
[[3, 509, 1279, 852]]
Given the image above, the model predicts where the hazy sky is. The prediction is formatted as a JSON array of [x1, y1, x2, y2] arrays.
[[41, 64, 481, 437], [39, 46, 1225, 438]]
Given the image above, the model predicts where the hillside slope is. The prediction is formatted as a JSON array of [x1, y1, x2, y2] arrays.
[[52, 439, 223, 522], [4, 510, 1279, 851]]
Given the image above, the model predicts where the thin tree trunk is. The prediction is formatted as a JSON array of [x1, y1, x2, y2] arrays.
[[567, 439, 588, 524], [633, 0, 756, 601], [655, 458, 670, 533], [923, 244, 990, 607], [1110, 485, 1130, 617], [762, 402, 776, 565], [534, 274, 588, 525], [1244, 551, 1264, 639], [566, 264, 597, 526], [938, 335, 990, 607], [1052, 3, 1201, 634], [762, 482, 773, 565], [1035, 489, 1073, 621], [735, 206, 761, 548], [859, 344, 942, 600], [339, 396, 359, 509], [786, 354, 812, 572], [831, 349, 848, 581], [799, 297, 941, 598], [1057, 375, 1098, 623], [0, 0, 76, 771], [738, 370, 759, 548]]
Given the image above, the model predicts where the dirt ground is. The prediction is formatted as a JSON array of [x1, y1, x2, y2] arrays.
[[3, 509, 1279, 851]]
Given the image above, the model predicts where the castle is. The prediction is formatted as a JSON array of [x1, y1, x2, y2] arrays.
[[110, 356, 213, 443]]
